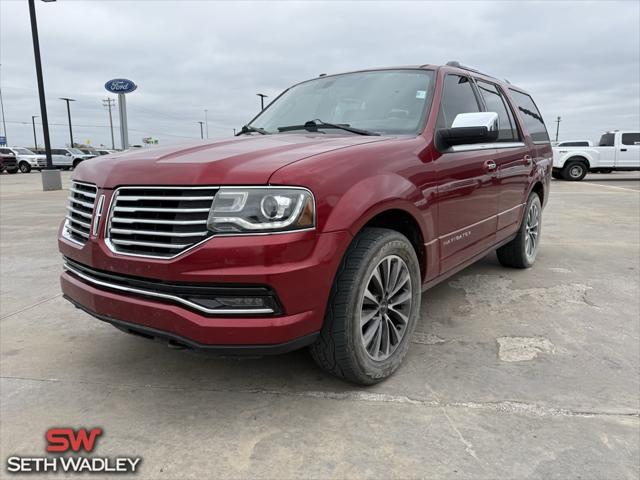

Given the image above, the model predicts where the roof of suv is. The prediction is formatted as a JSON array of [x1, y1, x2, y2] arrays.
[[301, 62, 527, 95]]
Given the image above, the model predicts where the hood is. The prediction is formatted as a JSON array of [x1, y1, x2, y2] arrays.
[[74, 134, 391, 188]]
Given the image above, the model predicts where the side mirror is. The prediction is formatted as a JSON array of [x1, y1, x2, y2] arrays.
[[436, 112, 499, 149], [65, 153, 71, 156]]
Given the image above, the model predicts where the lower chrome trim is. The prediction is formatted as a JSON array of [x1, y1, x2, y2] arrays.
[[63, 262, 274, 315]]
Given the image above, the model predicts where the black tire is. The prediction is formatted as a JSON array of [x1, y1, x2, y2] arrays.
[[497, 193, 542, 269], [6, 168, 18, 174], [310, 227, 422, 385], [72, 159, 82, 169], [18, 161, 31, 173], [562, 159, 588, 181], [600, 169, 613, 174], [551, 170, 563, 180]]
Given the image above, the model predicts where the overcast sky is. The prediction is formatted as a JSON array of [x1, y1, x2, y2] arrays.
[[1, 0, 639, 149]]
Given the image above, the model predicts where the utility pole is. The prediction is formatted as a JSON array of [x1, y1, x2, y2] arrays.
[[204, 109, 209, 139], [29, 0, 59, 191], [257, 93, 267, 111], [31, 115, 39, 149], [59, 97, 75, 147], [555, 116, 561, 142], [197, 121, 204, 139], [103, 98, 116, 150], [0, 63, 7, 145]]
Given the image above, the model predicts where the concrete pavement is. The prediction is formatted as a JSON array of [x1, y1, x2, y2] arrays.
[[1, 171, 638, 479]]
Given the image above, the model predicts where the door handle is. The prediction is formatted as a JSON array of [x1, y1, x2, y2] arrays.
[[484, 160, 497, 171], [524, 155, 532, 165], [621, 148, 628, 152]]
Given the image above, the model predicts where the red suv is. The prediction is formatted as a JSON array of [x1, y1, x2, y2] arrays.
[[59, 62, 551, 384]]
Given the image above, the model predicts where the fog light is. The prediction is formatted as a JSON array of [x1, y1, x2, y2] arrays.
[[217, 297, 267, 308], [185, 295, 279, 314]]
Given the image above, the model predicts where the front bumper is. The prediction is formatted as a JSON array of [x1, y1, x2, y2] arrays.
[[59, 229, 352, 349]]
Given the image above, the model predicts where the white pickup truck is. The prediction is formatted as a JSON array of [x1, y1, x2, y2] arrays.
[[552, 130, 640, 180]]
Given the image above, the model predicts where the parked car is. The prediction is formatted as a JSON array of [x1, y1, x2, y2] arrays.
[[0, 150, 18, 174], [96, 149, 117, 156], [33, 148, 95, 170], [0, 147, 45, 173], [59, 62, 552, 384], [552, 130, 640, 180], [77, 147, 99, 156]]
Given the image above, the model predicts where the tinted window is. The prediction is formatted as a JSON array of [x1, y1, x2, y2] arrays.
[[558, 141, 589, 147], [438, 75, 480, 128], [0, 148, 11, 154], [599, 133, 615, 146], [476, 81, 519, 142], [51, 149, 64, 155], [509, 90, 549, 142], [621, 133, 640, 145]]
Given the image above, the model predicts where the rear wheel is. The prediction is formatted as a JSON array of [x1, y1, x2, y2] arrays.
[[562, 160, 587, 181], [72, 159, 82, 169], [18, 161, 31, 173], [310, 228, 421, 385], [6, 167, 18, 174], [497, 192, 542, 269], [551, 170, 563, 180]]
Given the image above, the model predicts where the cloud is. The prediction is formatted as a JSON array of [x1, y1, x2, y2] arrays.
[[1, 0, 638, 147]]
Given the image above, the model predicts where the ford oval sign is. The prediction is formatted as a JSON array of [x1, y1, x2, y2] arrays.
[[104, 79, 137, 94]]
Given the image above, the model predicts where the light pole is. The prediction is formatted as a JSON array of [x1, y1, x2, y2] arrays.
[[31, 115, 39, 149], [555, 116, 561, 142], [103, 98, 116, 150], [0, 64, 7, 145], [204, 109, 209, 139], [59, 97, 75, 147], [29, 0, 60, 191], [257, 93, 267, 111], [197, 121, 204, 139]]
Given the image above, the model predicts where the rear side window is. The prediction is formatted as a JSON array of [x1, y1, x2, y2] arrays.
[[437, 75, 480, 128], [599, 133, 615, 146], [621, 133, 640, 145], [476, 81, 519, 142], [558, 141, 589, 147], [509, 90, 549, 143]]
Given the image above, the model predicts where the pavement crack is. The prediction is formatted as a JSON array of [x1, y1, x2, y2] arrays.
[[2, 375, 638, 420], [1, 294, 62, 320]]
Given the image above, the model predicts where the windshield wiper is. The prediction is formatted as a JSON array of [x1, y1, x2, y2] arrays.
[[277, 119, 379, 136], [236, 124, 269, 136]]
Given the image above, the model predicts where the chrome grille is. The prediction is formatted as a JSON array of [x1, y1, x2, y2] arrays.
[[65, 181, 98, 244], [106, 186, 217, 258]]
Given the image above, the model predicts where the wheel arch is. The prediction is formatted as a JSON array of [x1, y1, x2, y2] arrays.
[[565, 155, 591, 169], [321, 173, 431, 281]]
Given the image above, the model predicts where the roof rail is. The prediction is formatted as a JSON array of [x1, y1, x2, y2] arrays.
[[445, 60, 506, 83]]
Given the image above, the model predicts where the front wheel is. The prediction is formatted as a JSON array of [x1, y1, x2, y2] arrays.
[[562, 160, 587, 181], [6, 168, 18, 174], [310, 228, 422, 385], [497, 193, 542, 268], [18, 161, 31, 173]]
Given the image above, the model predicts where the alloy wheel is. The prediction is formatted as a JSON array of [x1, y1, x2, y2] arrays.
[[359, 255, 413, 361], [524, 202, 540, 260]]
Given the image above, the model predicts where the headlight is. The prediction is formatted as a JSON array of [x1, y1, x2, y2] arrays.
[[207, 187, 315, 234]]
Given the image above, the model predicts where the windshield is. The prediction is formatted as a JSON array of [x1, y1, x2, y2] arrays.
[[249, 69, 435, 135], [69, 148, 85, 155], [15, 148, 35, 155]]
